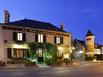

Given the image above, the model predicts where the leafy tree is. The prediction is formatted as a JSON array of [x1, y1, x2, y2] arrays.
[[28, 42, 58, 64]]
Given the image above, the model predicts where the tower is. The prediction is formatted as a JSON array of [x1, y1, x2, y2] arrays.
[[4, 10, 10, 23], [85, 30, 95, 60]]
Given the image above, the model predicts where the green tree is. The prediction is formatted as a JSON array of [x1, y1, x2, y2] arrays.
[[28, 42, 58, 64]]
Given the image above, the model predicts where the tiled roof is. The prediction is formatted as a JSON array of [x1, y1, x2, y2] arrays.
[[95, 43, 103, 49], [77, 40, 85, 45], [73, 39, 85, 47], [85, 30, 94, 37], [3, 19, 67, 32], [74, 39, 85, 46]]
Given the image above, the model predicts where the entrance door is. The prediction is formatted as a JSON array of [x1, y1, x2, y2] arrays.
[[37, 49, 44, 62]]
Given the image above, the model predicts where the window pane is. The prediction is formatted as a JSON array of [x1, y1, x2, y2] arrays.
[[19, 33, 23, 41], [41, 35, 43, 43], [38, 34, 43, 43], [38, 34, 41, 42], [17, 33, 23, 41], [56, 37, 60, 44]]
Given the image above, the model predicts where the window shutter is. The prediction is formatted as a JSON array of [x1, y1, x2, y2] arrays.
[[7, 48, 12, 58], [54, 36, 56, 44], [13, 32, 17, 41], [60, 37, 63, 44], [23, 33, 26, 41], [43, 35, 46, 43], [35, 34, 38, 42]]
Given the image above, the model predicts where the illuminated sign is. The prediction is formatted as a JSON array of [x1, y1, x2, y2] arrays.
[[94, 49, 101, 54]]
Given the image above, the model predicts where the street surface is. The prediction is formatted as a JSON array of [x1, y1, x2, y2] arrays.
[[0, 62, 103, 77]]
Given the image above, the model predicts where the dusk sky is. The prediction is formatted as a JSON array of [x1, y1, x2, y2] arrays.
[[0, 0, 103, 44]]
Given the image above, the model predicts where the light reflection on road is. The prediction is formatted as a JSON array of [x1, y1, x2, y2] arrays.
[[0, 62, 103, 77]]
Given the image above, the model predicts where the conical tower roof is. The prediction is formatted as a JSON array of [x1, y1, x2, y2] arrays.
[[85, 30, 94, 37]]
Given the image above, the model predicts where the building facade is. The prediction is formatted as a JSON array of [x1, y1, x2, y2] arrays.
[[0, 10, 72, 63], [73, 39, 85, 60], [85, 30, 95, 60], [73, 30, 103, 60], [94, 44, 103, 60]]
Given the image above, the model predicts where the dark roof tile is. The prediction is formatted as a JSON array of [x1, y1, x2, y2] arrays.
[[85, 30, 94, 37], [4, 19, 67, 32]]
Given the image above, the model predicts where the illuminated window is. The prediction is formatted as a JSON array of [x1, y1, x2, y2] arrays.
[[54, 36, 63, 44], [13, 32, 26, 41], [56, 37, 61, 44], [11, 49, 29, 58], [17, 33, 23, 41], [38, 34, 43, 43]]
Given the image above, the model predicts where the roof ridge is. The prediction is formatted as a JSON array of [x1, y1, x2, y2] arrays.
[[85, 30, 94, 37], [2, 19, 67, 33]]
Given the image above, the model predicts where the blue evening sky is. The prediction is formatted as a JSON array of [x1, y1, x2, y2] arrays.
[[0, 0, 103, 44]]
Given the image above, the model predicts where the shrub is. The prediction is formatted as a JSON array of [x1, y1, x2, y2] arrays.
[[28, 42, 58, 64]]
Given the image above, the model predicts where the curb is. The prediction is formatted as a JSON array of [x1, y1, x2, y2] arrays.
[[0, 67, 39, 69], [0, 62, 82, 69]]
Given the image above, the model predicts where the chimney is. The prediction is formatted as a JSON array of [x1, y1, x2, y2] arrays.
[[4, 10, 10, 23], [60, 23, 64, 30]]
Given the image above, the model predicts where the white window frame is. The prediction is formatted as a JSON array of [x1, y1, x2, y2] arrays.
[[56, 37, 61, 44], [38, 34, 43, 43], [17, 33, 23, 41]]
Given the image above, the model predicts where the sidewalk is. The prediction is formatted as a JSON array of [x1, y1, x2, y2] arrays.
[[50, 61, 82, 67], [0, 64, 38, 69], [0, 61, 84, 69]]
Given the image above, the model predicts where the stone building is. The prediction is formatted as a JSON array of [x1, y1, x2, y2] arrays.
[[73, 30, 103, 60], [73, 39, 85, 60], [85, 30, 95, 60], [0, 10, 72, 63]]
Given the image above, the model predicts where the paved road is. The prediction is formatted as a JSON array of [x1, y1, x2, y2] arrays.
[[0, 62, 103, 77]]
